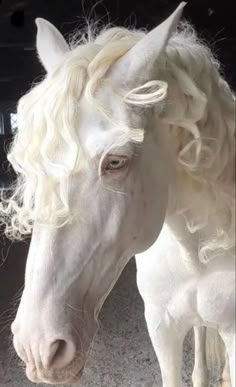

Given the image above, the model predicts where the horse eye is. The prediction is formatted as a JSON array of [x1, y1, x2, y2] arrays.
[[102, 155, 129, 173], [108, 159, 125, 169]]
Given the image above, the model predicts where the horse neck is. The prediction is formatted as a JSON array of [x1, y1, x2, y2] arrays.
[[164, 160, 204, 272]]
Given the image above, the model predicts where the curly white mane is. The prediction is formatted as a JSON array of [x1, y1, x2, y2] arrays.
[[0, 22, 235, 265], [159, 24, 235, 263]]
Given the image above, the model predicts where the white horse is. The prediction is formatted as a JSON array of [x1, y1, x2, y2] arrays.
[[0, 2, 235, 385]]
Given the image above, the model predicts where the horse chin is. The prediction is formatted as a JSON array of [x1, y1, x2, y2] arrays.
[[53, 368, 84, 385], [26, 368, 84, 385]]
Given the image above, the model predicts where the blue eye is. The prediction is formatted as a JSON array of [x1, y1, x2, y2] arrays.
[[103, 155, 129, 173], [108, 159, 125, 169]]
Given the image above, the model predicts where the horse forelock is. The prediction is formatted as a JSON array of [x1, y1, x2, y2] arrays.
[[0, 26, 146, 238]]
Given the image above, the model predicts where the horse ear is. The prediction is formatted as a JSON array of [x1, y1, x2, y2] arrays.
[[111, 2, 186, 84], [35, 18, 69, 73]]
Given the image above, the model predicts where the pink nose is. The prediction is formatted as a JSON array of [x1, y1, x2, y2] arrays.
[[42, 338, 77, 370]]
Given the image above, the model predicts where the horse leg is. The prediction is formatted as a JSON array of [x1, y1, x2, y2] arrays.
[[144, 306, 186, 387], [192, 326, 209, 387], [221, 350, 231, 387], [218, 330, 235, 387]]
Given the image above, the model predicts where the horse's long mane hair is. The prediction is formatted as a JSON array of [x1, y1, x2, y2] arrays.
[[159, 23, 235, 263], [0, 22, 235, 264]]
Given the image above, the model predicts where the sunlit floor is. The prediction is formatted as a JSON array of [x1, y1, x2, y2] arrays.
[[0, 241, 215, 387]]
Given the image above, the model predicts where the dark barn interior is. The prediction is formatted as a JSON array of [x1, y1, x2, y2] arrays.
[[0, 1, 235, 386]]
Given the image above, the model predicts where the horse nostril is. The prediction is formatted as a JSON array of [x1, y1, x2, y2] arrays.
[[47, 339, 76, 370]]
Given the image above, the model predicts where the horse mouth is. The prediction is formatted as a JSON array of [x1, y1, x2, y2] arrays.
[[52, 360, 85, 384], [26, 353, 85, 385]]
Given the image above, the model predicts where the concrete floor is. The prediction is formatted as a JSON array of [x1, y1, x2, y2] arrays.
[[0, 239, 216, 387]]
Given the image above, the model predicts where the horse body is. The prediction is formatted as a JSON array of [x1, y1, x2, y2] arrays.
[[0, 2, 235, 385], [136, 223, 235, 387]]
